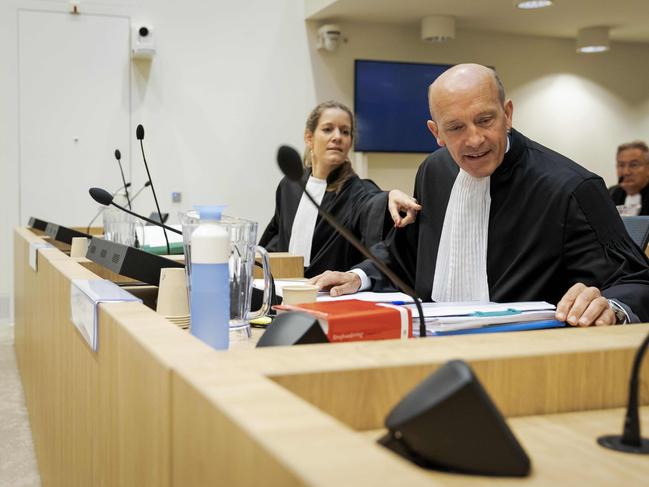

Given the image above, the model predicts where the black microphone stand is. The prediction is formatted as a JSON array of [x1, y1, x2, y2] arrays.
[[138, 135, 170, 255], [598, 331, 649, 453], [115, 149, 132, 210]]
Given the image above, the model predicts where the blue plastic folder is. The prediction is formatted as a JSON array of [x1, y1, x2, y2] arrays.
[[429, 319, 566, 337]]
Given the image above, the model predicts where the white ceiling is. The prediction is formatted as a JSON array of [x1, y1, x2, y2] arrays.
[[305, 0, 649, 43]]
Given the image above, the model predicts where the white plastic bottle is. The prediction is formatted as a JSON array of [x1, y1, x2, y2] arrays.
[[189, 205, 230, 350]]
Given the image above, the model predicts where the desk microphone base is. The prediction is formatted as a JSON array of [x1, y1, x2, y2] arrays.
[[597, 435, 649, 454]]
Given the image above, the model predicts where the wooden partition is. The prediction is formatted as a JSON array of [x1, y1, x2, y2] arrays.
[[13, 227, 649, 486]]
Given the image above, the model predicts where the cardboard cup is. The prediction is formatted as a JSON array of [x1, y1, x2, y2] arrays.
[[282, 285, 319, 305], [70, 237, 89, 258], [156, 268, 189, 317]]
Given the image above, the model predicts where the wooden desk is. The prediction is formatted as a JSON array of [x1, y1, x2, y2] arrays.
[[13, 227, 649, 486], [362, 407, 649, 486]]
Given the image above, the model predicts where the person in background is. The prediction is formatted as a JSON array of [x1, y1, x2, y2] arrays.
[[609, 141, 649, 215], [607, 154, 624, 196], [309, 64, 649, 325], [260, 100, 402, 278]]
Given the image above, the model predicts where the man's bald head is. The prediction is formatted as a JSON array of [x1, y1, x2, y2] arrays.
[[425, 63, 513, 178], [428, 64, 505, 121]]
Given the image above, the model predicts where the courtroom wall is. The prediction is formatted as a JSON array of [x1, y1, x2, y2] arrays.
[[309, 21, 649, 193]]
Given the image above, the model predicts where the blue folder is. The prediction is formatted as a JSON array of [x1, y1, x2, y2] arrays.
[[429, 319, 566, 337]]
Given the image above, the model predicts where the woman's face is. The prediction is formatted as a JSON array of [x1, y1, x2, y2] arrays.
[[305, 108, 353, 178]]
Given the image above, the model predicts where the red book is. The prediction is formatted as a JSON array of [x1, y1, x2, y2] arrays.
[[273, 299, 412, 342]]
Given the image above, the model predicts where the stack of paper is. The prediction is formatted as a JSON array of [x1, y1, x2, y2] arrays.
[[405, 301, 562, 336]]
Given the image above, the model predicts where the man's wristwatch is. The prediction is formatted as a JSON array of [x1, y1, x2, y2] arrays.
[[608, 300, 629, 325]]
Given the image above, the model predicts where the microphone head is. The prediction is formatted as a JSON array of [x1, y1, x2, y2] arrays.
[[277, 145, 304, 182], [136, 124, 145, 140], [125, 182, 132, 188], [114, 149, 121, 161], [145, 180, 152, 187], [89, 187, 114, 206]]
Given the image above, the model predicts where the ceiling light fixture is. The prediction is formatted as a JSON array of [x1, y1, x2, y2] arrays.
[[516, 0, 553, 9], [421, 15, 455, 43], [576, 26, 610, 53]]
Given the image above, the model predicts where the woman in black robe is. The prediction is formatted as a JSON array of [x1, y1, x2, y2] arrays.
[[259, 101, 391, 278]]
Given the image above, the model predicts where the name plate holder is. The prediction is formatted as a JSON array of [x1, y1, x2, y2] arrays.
[[29, 242, 53, 271], [70, 279, 142, 351]]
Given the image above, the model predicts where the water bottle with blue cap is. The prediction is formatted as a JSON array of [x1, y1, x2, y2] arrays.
[[189, 205, 230, 350]]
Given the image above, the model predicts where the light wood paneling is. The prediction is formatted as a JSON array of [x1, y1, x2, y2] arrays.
[[220, 326, 649, 430], [254, 252, 304, 279], [13, 230, 101, 486], [171, 356, 436, 486]]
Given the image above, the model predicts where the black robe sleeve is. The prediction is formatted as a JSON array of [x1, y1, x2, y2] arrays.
[[354, 179, 391, 248], [354, 172, 424, 293], [565, 178, 649, 321], [305, 176, 390, 277], [258, 183, 282, 252]]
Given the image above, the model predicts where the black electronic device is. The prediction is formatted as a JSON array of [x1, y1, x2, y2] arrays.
[[256, 312, 328, 347], [378, 360, 531, 477], [42, 222, 92, 245], [135, 123, 170, 254], [85, 236, 183, 286], [28, 217, 49, 231], [598, 331, 649, 454], [268, 144, 427, 339]]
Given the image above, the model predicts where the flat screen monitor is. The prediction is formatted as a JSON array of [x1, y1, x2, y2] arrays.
[[354, 60, 453, 153]]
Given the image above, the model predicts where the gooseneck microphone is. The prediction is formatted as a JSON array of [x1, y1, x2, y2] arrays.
[[114, 149, 132, 209], [136, 124, 170, 255], [276, 145, 427, 339], [89, 187, 182, 236], [598, 331, 649, 454], [129, 180, 152, 201], [86, 182, 131, 234], [86, 182, 152, 234]]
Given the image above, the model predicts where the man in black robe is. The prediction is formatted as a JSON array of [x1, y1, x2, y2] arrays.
[[609, 141, 649, 215], [310, 64, 649, 325], [259, 166, 389, 278]]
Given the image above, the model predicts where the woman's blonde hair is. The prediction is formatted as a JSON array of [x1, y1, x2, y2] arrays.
[[303, 100, 356, 193]]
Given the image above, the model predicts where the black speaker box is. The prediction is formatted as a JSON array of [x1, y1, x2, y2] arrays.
[[28, 217, 49, 231], [256, 312, 329, 347], [86, 237, 184, 286], [379, 360, 531, 477], [44, 222, 92, 245], [28, 217, 91, 244]]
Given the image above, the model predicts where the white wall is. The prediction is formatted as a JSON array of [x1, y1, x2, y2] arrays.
[[308, 22, 649, 193], [3, 2, 649, 322], [0, 0, 319, 322]]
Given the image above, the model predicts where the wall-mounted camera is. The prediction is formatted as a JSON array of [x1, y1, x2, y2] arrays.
[[132, 24, 156, 60], [316, 24, 344, 52]]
